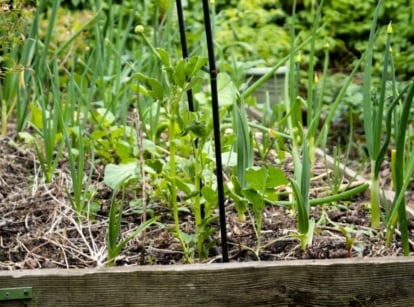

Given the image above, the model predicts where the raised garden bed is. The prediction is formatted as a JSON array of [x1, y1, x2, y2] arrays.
[[1, 132, 414, 306], [2, 1, 414, 306], [1, 257, 414, 306]]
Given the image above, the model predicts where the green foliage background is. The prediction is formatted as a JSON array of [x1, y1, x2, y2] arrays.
[[213, 0, 414, 78], [3, 0, 413, 78]]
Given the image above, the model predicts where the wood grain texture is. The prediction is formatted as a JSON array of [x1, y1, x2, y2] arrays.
[[1, 257, 414, 306]]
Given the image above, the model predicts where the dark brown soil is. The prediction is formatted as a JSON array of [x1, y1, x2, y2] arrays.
[[0, 132, 413, 271]]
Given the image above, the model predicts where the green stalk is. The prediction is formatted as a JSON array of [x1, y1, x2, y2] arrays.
[[32, 59, 65, 183], [36, 0, 60, 79], [1, 96, 10, 136], [290, 137, 313, 250], [370, 164, 381, 227], [309, 45, 329, 151], [277, 183, 369, 207], [386, 81, 414, 254], [305, 0, 324, 148], [60, 60, 95, 217], [232, 98, 253, 188], [107, 190, 157, 266], [315, 53, 365, 147], [194, 142, 203, 256], [169, 91, 191, 263], [286, 0, 301, 153], [361, 0, 384, 228]]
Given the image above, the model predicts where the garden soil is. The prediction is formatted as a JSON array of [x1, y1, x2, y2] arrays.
[[1, 133, 413, 270]]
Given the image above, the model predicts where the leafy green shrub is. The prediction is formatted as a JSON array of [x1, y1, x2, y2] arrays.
[[212, 0, 414, 78], [0, 1, 34, 135], [297, 0, 414, 77], [213, 0, 290, 66]]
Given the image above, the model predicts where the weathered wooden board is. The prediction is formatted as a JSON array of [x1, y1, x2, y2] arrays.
[[1, 257, 414, 306]]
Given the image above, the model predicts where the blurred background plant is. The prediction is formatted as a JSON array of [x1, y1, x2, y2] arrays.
[[0, 0, 34, 135], [209, 0, 414, 78]]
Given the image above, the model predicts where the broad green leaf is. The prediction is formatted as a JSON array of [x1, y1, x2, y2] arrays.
[[146, 78, 164, 101], [245, 166, 267, 192], [146, 158, 164, 173], [156, 48, 170, 68], [221, 151, 238, 167], [194, 92, 207, 105], [110, 126, 124, 138], [180, 231, 197, 244], [264, 190, 279, 202], [185, 56, 207, 79], [94, 108, 115, 125], [134, 73, 164, 100], [114, 141, 131, 161], [267, 165, 289, 188], [225, 179, 248, 220], [29, 102, 44, 129], [218, 73, 237, 107], [173, 59, 186, 88], [91, 129, 107, 141], [242, 189, 264, 212], [142, 139, 159, 156], [104, 162, 139, 190], [201, 186, 217, 204], [175, 177, 194, 196]]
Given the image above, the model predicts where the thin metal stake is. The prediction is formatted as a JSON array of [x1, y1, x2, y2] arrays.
[[175, 0, 195, 112], [201, 0, 229, 262]]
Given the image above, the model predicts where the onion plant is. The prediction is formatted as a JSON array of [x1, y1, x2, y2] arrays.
[[107, 190, 157, 267], [290, 139, 314, 250], [303, 0, 325, 164], [59, 60, 96, 218], [232, 96, 253, 188], [386, 81, 414, 255], [30, 60, 65, 183], [283, 0, 314, 250], [361, 0, 398, 228]]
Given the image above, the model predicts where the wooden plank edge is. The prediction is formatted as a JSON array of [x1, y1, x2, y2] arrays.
[[1, 256, 414, 306], [2, 255, 414, 276]]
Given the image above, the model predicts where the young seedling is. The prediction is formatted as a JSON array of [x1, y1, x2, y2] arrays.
[[227, 165, 288, 257], [290, 139, 314, 250], [107, 190, 157, 267]]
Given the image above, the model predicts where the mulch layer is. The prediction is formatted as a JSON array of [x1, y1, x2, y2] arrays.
[[1, 133, 413, 270]]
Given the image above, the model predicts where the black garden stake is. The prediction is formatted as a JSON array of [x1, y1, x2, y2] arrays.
[[175, 0, 195, 112], [175, 0, 228, 262], [200, 0, 229, 262]]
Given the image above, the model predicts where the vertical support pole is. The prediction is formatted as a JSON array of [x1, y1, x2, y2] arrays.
[[201, 0, 229, 262], [175, 0, 195, 112]]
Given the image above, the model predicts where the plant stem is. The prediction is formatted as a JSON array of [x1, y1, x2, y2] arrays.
[[194, 143, 203, 256], [277, 182, 369, 207], [370, 162, 381, 228], [168, 92, 190, 263]]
